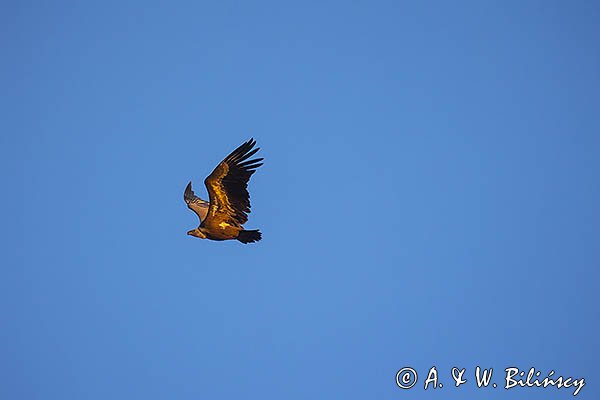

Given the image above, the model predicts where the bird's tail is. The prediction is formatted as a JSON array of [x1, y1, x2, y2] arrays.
[[237, 229, 262, 244]]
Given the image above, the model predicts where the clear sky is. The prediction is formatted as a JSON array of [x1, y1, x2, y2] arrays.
[[3, 1, 599, 399]]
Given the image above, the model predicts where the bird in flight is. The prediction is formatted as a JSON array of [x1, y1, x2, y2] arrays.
[[184, 138, 263, 244]]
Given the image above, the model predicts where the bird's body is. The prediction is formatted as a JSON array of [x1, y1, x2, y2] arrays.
[[184, 138, 263, 244]]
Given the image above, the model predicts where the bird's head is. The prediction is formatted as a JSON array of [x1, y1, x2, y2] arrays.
[[187, 228, 205, 239]]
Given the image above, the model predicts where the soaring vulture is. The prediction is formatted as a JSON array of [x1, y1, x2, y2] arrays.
[[184, 138, 263, 244]]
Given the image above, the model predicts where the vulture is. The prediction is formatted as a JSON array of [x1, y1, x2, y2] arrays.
[[184, 138, 263, 244]]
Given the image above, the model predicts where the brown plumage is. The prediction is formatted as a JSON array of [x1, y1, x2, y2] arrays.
[[184, 138, 263, 244]]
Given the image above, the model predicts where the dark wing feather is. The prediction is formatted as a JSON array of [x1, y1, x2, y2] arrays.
[[184, 181, 210, 223], [203, 138, 263, 227]]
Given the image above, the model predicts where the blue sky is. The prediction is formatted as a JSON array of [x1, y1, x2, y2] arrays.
[[3, 1, 599, 399]]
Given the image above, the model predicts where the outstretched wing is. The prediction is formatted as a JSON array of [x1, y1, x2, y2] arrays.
[[203, 138, 263, 227], [184, 181, 210, 223]]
